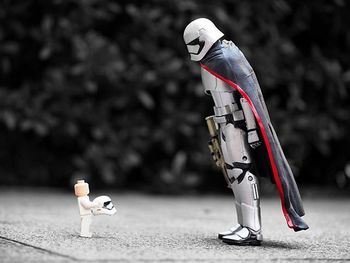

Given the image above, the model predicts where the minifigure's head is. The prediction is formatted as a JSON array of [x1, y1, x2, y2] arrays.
[[74, 180, 90, 197], [91, 196, 117, 216], [183, 18, 224, 61]]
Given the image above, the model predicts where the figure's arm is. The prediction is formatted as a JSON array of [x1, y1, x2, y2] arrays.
[[80, 198, 99, 209], [240, 98, 261, 149]]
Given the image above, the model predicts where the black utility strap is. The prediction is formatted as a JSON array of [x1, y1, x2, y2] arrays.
[[233, 162, 251, 184]]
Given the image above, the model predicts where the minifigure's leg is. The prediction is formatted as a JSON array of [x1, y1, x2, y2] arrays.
[[80, 215, 92, 237], [219, 122, 262, 244]]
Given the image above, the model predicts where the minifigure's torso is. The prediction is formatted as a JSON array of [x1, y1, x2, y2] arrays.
[[77, 196, 93, 216]]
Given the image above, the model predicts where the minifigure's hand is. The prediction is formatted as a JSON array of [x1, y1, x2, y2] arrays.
[[92, 200, 100, 208], [247, 129, 261, 149]]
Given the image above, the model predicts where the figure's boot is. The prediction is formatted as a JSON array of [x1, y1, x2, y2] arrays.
[[218, 224, 242, 240], [222, 227, 262, 246]]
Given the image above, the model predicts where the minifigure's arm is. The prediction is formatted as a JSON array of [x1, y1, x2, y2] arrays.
[[240, 98, 261, 149], [80, 199, 99, 209]]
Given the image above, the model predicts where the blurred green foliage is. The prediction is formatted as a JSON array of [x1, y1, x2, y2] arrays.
[[0, 0, 349, 192]]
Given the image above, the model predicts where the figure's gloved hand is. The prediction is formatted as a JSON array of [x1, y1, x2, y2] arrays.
[[91, 196, 117, 216], [247, 129, 261, 149]]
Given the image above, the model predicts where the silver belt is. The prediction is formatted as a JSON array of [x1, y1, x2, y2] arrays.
[[213, 103, 245, 125], [213, 103, 238, 117]]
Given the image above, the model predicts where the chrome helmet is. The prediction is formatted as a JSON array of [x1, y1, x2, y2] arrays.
[[183, 18, 224, 61]]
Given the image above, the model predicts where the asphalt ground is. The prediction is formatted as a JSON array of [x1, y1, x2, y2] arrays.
[[0, 188, 349, 262]]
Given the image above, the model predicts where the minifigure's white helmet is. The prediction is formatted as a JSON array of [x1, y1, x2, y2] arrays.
[[183, 18, 224, 61], [92, 196, 117, 216]]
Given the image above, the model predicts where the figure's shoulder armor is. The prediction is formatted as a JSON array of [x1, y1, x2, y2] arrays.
[[201, 67, 233, 94], [222, 39, 235, 47]]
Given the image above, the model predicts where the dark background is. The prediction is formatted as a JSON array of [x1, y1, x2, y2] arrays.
[[0, 0, 349, 193]]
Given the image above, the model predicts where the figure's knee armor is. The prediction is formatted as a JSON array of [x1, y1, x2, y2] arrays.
[[220, 122, 252, 184]]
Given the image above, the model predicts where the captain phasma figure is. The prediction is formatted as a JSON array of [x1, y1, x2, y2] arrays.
[[183, 18, 308, 246]]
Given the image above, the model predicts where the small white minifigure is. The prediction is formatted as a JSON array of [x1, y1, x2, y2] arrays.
[[74, 180, 116, 237]]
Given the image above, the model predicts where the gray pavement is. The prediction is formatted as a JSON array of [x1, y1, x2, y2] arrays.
[[0, 189, 349, 262]]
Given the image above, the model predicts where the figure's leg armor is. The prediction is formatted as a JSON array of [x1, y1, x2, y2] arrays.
[[219, 122, 262, 243], [231, 172, 261, 232]]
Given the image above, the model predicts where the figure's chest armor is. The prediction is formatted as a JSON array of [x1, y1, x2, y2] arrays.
[[201, 67, 233, 94], [201, 67, 239, 114]]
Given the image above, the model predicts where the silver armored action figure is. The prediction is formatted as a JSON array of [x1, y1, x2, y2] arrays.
[[183, 18, 308, 246]]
